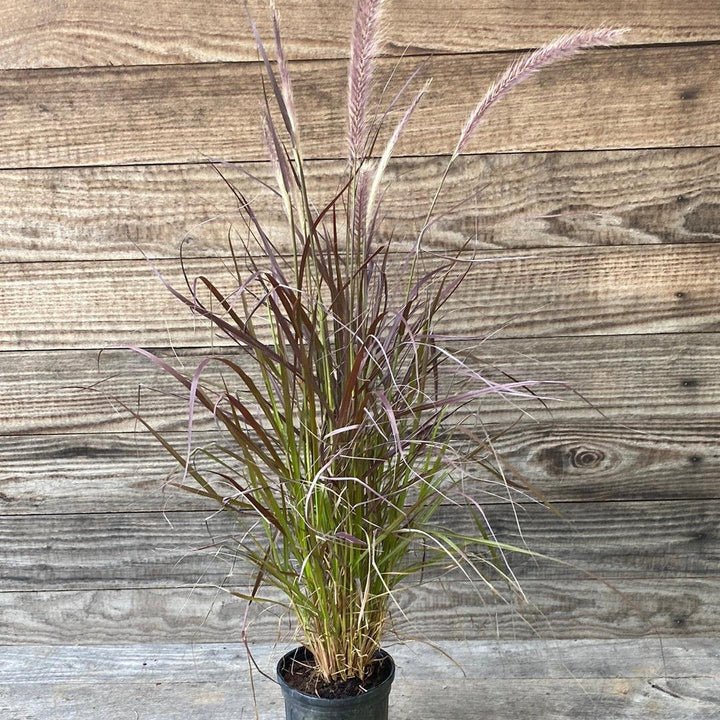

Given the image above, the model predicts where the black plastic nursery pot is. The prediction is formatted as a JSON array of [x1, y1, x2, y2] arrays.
[[276, 646, 395, 720]]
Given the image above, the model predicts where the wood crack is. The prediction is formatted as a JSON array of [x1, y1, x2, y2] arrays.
[[649, 681, 686, 700]]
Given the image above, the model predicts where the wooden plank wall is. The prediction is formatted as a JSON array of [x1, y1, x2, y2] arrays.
[[0, 0, 718, 666]]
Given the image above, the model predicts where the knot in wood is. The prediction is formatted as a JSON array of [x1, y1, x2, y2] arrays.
[[569, 446, 604, 470]]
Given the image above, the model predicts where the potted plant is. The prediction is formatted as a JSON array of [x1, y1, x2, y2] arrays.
[[130, 3, 625, 718]]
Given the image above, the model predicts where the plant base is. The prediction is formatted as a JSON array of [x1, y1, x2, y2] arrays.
[[276, 646, 395, 720]]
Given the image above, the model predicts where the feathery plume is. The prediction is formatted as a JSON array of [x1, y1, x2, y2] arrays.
[[347, 0, 385, 165], [453, 27, 628, 159]]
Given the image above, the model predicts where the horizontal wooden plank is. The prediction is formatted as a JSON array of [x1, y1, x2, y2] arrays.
[[1, 501, 717, 591], [2, 420, 717, 514], [1, 244, 718, 351], [2, 578, 718, 644], [3, 676, 715, 720], [0, 45, 717, 168], [1, 0, 718, 69], [489, 421, 720, 504], [1, 334, 717, 435], [1, 147, 719, 263], [0, 641, 716, 720], [0, 433, 180, 514], [1, 638, 716, 681]]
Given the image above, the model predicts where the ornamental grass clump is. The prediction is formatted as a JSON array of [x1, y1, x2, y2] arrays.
[[133, 0, 625, 686]]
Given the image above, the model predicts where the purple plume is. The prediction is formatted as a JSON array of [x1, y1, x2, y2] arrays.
[[453, 27, 628, 158], [347, 0, 385, 164]]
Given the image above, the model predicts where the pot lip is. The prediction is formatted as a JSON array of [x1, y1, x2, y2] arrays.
[[276, 645, 395, 706]]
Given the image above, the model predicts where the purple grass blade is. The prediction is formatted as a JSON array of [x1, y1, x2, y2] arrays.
[[208, 162, 288, 285], [367, 78, 430, 223], [262, 110, 294, 201], [270, 0, 297, 135], [142, 258, 292, 371], [185, 356, 215, 482], [245, 2, 297, 146], [375, 390, 404, 457], [334, 532, 367, 547]]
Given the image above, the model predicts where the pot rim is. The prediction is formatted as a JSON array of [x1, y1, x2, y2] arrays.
[[276, 645, 395, 707]]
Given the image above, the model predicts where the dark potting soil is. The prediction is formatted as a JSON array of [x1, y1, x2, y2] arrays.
[[280, 651, 392, 699]]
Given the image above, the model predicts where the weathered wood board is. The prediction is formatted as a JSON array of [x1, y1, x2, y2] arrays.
[[1, 578, 719, 645], [3, 638, 717, 681], [2, 675, 717, 720], [1, 0, 719, 68], [1, 419, 717, 514], [1, 334, 716, 435], [1, 147, 719, 263], [1, 501, 717, 593], [0, 46, 717, 169], [0, 640, 716, 719], [1, 244, 718, 350]]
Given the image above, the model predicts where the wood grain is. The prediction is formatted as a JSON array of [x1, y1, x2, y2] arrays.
[[3, 676, 715, 720], [1, 501, 717, 592], [490, 421, 720, 503], [1, 334, 716, 435], [1, 578, 718, 644], [0, 6, 716, 717], [0, 45, 717, 169], [0, 641, 716, 720], [1, 147, 719, 263], [2, 420, 717, 514], [1, 639, 716, 680], [0, 0, 717, 69], [1, 243, 718, 351]]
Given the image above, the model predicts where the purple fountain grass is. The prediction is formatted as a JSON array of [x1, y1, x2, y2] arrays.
[[131, 0, 628, 689]]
